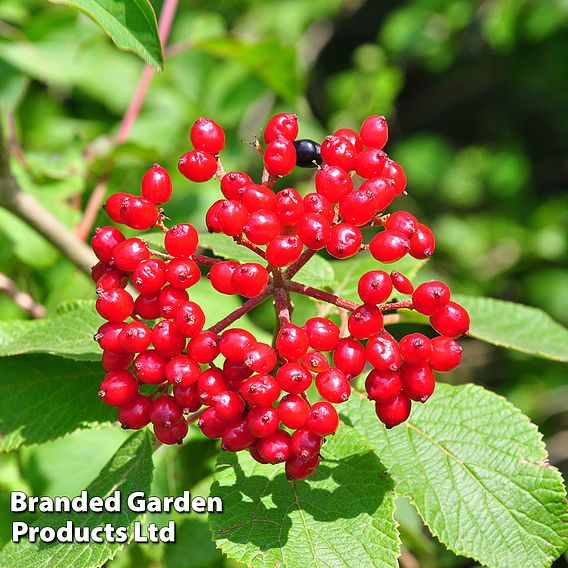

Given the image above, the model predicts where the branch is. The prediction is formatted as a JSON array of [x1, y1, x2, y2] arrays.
[[273, 286, 291, 326], [75, 0, 180, 241], [284, 248, 316, 280], [233, 235, 266, 259], [284, 280, 358, 311], [207, 286, 273, 334], [0, 272, 46, 318]]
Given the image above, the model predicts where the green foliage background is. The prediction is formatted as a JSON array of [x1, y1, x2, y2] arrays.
[[0, 0, 567, 566]]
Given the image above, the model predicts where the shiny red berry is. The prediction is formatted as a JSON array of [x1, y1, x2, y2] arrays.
[[190, 117, 225, 154], [178, 150, 217, 182], [360, 115, 388, 149], [141, 164, 172, 204], [365, 369, 402, 402], [429, 302, 470, 338], [164, 224, 198, 257], [375, 393, 411, 428]]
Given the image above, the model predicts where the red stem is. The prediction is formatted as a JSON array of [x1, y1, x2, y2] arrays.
[[284, 248, 317, 280], [233, 235, 266, 259], [207, 286, 273, 334], [75, 0, 179, 241], [274, 287, 291, 326], [193, 253, 222, 267]]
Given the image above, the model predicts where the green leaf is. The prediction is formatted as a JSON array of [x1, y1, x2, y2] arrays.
[[48, 0, 163, 70], [342, 385, 568, 568], [0, 300, 102, 360], [0, 355, 114, 451], [209, 425, 400, 567], [331, 253, 426, 303], [193, 38, 303, 102], [455, 294, 568, 362], [0, 431, 153, 568], [198, 232, 260, 263], [294, 254, 336, 288]]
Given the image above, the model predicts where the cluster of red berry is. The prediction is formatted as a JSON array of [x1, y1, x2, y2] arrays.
[[91, 113, 469, 480]]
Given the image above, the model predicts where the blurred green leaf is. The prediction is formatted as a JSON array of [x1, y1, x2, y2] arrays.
[[48, 0, 163, 70], [209, 425, 400, 567], [197, 232, 260, 263], [0, 431, 153, 567], [342, 386, 568, 568], [455, 295, 568, 362], [0, 355, 113, 451], [0, 300, 102, 360]]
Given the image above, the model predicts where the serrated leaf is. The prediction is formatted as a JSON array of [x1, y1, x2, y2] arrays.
[[48, 0, 163, 70], [198, 232, 260, 263], [0, 300, 102, 360], [193, 38, 303, 102], [0, 355, 113, 451], [0, 431, 153, 568], [331, 253, 426, 303], [294, 254, 336, 289], [342, 385, 568, 568], [209, 425, 400, 568], [454, 294, 568, 362]]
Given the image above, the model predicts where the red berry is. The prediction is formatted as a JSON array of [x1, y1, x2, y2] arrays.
[[264, 137, 296, 177], [399, 333, 432, 364], [360, 115, 389, 149], [167, 258, 200, 289], [400, 363, 435, 402], [276, 323, 310, 361], [154, 419, 188, 445], [95, 270, 128, 294], [120, 196, 159, 230], [339, 190, 380, 226], [303, 317, 340, 351], [365, 369, 402, 402], [275, 188, 304, 226], [409, 223, 435, 259], [220, 171, 253, 200], [222, 418, 256, 452], [95, 322, 126, 353], [315, 165, 353, 203], [101, 350, 133, 371], [173, 383, 201, 413], [246, 406, 279, 438], [244, 342, 277, 373], [266, 235, 303, 267], [113, 238, 150, 272], [375, 393, 411, 428], [208, 261, 239, 295], [286, 453, 320, 480], [187, 330, 219, 364], [369, 230, 409, 263], [306, 401, 338, 436], [382, 158, 406, 194], [241, 184, 277, 212], [133, 350, 167, 384], [300, 351, 330, 374], [190, 117, 225, 154], [216, 200, 249, 236], [290, 428, 322, 461], [213, 391, 246, 423], [276, 362, 312, 394], [132, 258, 167, 293], [297, 214, 331, 250], [355, 147, 387, 179], [243, 209, 282, 245], [249, 443, 268, 464], [96, 289, 134, 322], [197, 368, 229, 406], [429, 302, 470, 338], [150, 394, 183, 428], [119, 321, 152, 353], [358, 270, 393, 304], [303, 193, 335, 224], [333, 337, 366, 378], [366, 332, 402, 371], [165, 355, 200, 386], [429, 336, 463, 372], [257, 429, 292, 464], [385, 211, 417, 238], [278, 394, 310, 429], [141, 164, 172, 204], [326, 223, 363, 259], [99, 370, 138, 407], [359, 177, 395, 211], [164, 224, 198, 257], [321, 135, 356, 171], [159, 285, 189, 318], [172, 300, 206, 337], [178, 150, 217, 182], [198, 407, 227, 438], [206, 200, 224, 232], [152, 319, 186, 357], [118, 395, 151, 429], [334, 127, 363, 153], [104, 192, 130, 223], [91, 261, 113, 283], [92, 226, 125, 263], [241, 373, 280, 407], [316, 368, 351, 403], [231, 263, 269, 297], [264, 113, 298, 143], [348, 304, 384, 339], [390, 271, 414, 295], [412, 281, 450, 316], [219, 328, 256, 362]]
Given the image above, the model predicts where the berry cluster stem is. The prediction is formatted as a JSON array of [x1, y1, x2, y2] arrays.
[[233, 235, 266, 259]]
